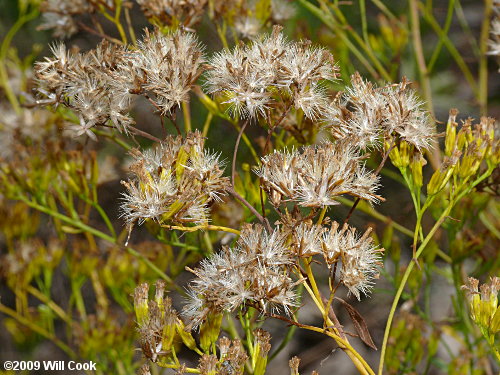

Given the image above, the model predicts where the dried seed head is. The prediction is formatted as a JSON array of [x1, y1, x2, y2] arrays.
[[383, 80, 435, 151], [183, 224, 298, 329], [487, 18, 500, 57], [205, 27, 337, 120], [290, 222, 325, 257], [34, 41, 135, 136], [135, 30, 205, 114], [256, 140, 381, 208], [271, 0, 296, 22], [120, 131, 229, 226], [322, 222, 383, 300], [136, 0, 208, 28], [34, 30, 204, 138], [38, 0, 93, 38], [324, 73, 435, 151], [234, 16, 262, 39]]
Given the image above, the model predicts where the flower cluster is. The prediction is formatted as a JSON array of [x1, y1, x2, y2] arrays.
[[38, 0, 98, 38], [281, 220, 383, 300], [183, 224, 298, 328], [134, 281, 199, 364], [120, 131, 229, 226], [321, 222, 383, 300], [136, 0, 208, 28], [255, 140, 380, 207], [34, 30, 203, 138], [205, 26, 337, 119], [324, 73, 435, 151]]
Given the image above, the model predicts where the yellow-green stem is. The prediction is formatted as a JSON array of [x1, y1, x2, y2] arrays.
[[182, 101, 192, 133], [162, 224, 240, 235], [478, 0, 493, 115], [0, 303, 76, 358], [301, 266, 375, 375]]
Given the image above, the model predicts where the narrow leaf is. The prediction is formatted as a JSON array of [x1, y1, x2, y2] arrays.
[[336, 297, 377, 350]]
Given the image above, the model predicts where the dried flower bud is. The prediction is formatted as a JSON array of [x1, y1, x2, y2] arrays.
[[137, 363, 152, 375], [133, 281, 198, 363], [427, 150, 460, 196], [198, 354, 218, 375], [445, 108, 459, 156], [134, 283, 150, 326], [289, 356, 301, 375], [462, 277, 500, 335], [199, 312, 224, 352], [253, 329, 272, 375]]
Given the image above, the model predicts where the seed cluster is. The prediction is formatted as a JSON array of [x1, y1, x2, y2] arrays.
[[35, 30, 203, 138], [120, 131, 229, 226], [255, 140, 380, 207], [183, 224, 298, 328], [205, 26, 337, 119], [324, 73, 435, 150]]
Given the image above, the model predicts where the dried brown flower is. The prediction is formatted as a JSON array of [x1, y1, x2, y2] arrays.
[[183, 224, 298, 328], [120, 131, 229, 226], [255, 140, 381, 207]]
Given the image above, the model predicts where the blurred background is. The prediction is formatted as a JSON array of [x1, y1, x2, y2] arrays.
[[0, 0, 498, 374]]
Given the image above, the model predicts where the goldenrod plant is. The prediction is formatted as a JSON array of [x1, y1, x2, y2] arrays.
[[0, 1, 498, 374]]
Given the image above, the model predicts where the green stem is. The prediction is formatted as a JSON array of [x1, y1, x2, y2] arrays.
[[378, 167, 494, 374], [360, 0, 370, 48], [0, 303, 77, 358], [27, 286, 72, 325], [478, 0, 493, 115], [202, 112, 213, 137], [93, 129, 132, 150], [18, 196, 172, 283], [182, 101, 192, 133], [378, 205, 451, 375], [427, 0, 455, 72], [420, 4, 479, 97]]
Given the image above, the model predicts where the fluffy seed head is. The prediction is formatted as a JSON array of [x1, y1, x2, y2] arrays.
[[183, 224, 298, 329]]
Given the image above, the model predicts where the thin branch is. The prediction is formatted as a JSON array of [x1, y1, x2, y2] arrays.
[[77, 21, 124, 45], [228, 187, 272, 232], [128, 126, 162, 143], [232, 119, 250, 187]]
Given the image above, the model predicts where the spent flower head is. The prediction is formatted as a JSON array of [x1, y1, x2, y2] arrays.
[[183, 224, 298, 329], [34, 30, 204, 138], [205, 26, 337, 120], [322, 222, 383, 300], [255, 139, 381, 207], [120, 131, 229, 226], [324, 73, 435, 151]]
